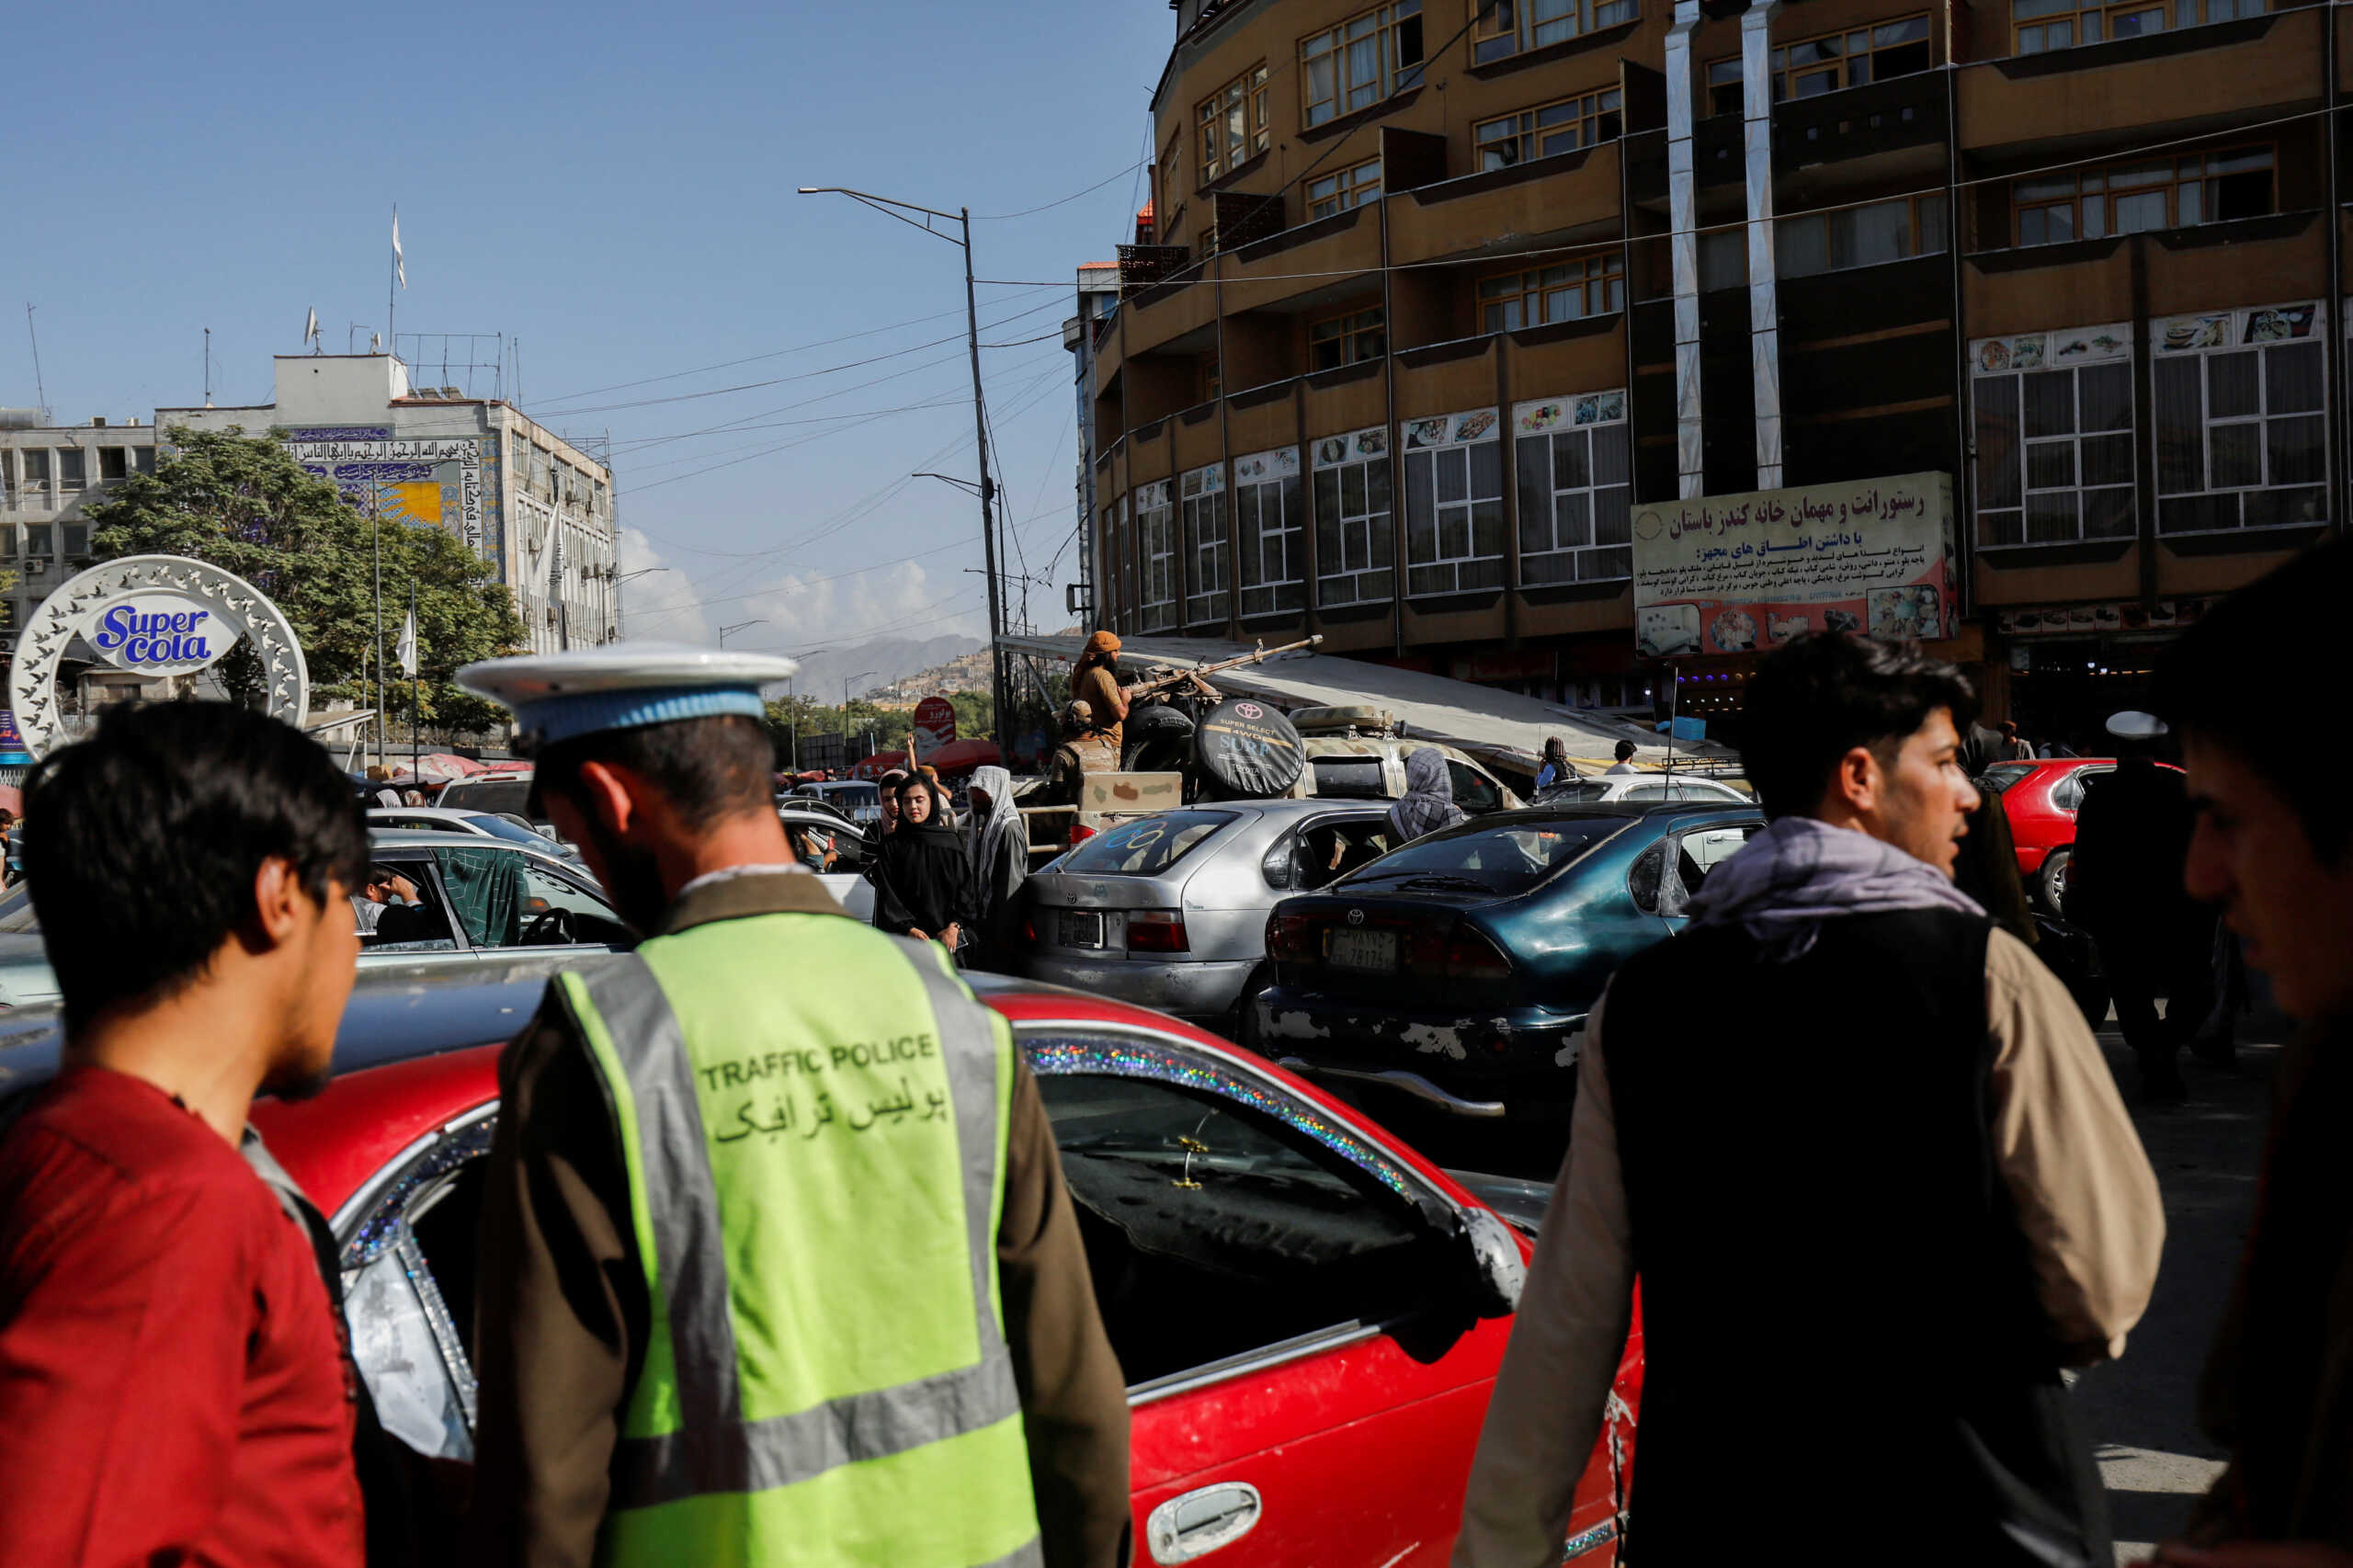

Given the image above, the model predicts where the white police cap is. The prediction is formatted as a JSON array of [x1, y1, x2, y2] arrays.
[[2105, 710, 2169, 740], [456, 642, 799, 755]]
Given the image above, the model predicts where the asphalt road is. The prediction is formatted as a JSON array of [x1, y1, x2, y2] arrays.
[[2079, 1006, 2287, 1563]]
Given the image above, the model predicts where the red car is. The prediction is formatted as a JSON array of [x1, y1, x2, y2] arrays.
[[0, 961, 1641, 1566], [1981, 758, 2180, 916]]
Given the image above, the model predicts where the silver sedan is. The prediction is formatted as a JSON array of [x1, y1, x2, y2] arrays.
[[1022, 797, 1396, 1031]]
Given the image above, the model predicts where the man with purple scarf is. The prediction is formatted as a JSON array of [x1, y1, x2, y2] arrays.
[[1456, 633, 2163, 1568]]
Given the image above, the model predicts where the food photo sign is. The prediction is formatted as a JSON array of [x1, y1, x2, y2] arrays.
[[1631, 472, 1957, 659]]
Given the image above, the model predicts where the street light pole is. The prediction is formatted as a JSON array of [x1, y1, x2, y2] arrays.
[[800, 185, 1006, 750], [847, 669, 878, 769], [717, 618, 767, 649]]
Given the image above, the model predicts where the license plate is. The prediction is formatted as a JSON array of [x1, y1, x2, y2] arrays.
[[1063, 910, 1105, 949], [1326, 927, 1398, 971]]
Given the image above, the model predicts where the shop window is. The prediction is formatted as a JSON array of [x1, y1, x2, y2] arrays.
[[1198, 64, 1271, 186], [1720, 16, 1932, 104], [2014, 147, 2273, 246], [1301, 1, 1424, 128], [1307, 159, 1382, 220], [1515, 393, 1632, 585], [1472, 0, 1637, 61], [1779, 194, 1947, 278], [1309, 307, 1386, 370], [1136, 481, 1178, 634], [1234, 450, 1305, 618], [2014, 0, 2267, 53], [1478, 254, 1624, 332], [2154, 318, 2328, 535], [1473, 88, 1622, 170], [1181, 464, 1230, 626], [1402, 414, 1506, 597], [1971, 339, 2137, 547], [1312, 428, 1394, 608], [55, 449, 84, 492]]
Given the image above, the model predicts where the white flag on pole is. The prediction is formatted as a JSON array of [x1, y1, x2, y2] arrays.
[[303, 307, 320, 347], [392, 210, 406, 290], [396, 608, 418, 677]]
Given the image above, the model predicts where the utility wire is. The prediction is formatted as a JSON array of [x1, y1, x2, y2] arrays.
[[971, 159, 1150, 221]]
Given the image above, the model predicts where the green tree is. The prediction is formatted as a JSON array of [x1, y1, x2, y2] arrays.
[[85, 426, 527, 732]]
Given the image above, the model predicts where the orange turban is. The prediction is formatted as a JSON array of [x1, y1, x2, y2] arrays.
[[1085, 631, 1121, 657]]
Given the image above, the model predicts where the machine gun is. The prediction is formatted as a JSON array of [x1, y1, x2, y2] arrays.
[[1120, 635, 1324, 706]]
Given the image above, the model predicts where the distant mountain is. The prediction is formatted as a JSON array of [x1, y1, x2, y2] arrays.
[[790, 634, 983, 706]]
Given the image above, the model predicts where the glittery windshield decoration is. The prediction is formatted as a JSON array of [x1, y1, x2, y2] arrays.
[[1022, 1033, 1416, 1201], [338, 1115, 498, 1275], [1563, 1518, 1620, 1559]]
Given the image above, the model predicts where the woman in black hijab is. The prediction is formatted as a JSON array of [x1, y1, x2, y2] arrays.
[[870, 775, 975, 952]]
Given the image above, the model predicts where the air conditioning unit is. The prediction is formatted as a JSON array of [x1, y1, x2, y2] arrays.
[[26, 561, 48, 574]]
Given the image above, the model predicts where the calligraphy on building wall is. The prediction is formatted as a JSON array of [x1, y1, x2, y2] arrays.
[[1631, 472, 1956, 658], [287, 433, 488, 555]]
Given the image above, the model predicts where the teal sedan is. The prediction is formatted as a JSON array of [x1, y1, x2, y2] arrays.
[[1256, 802, 1765, 1124]]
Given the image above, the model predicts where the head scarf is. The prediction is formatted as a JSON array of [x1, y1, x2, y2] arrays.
[[872, 777, 973, 937], [1388, 746, 1467, 841], [1687, 815, 1984, 961], [1085, 630, 1120, 658], [965, 764, 1023, 883]]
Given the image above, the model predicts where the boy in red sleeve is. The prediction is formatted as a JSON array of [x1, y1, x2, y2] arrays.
[[0, 702, 370, 1567]]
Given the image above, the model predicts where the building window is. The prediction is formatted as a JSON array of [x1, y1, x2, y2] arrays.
[[1313, 427, 1395, 607], [1403, 411, 1506, 597], [27, 525, 52, 558], [1198, 357, 1222, 403], [1718, 16, 1932, 104], [1302, 1, 1425, 128], [1474, 89, 1622, 170], [2154, 309, 2328, 534], [1971, 330, 2137, 546], [1307, 159, 1383, 219], [1159, 134, 1183, 222], [20, 449, 47, 489], [2014, 147, 2273, 245], [1472, 0, 1638, 61], [1180, 465, 1230, 625], [97, 448, 128, 482], [1514, 392, 1632, 585], [2014, 0, 2266, 53], [1309, 307, 1387, 369], [1699, 231, 1747, 292], [0, 526, 17, 558], [1779, 193, 1948, 278], [1198, 65, 1271, 186], [1234, 449, 1306, 618], [133, 446, 154, 473], [55, 449, 84, 492], [1479, 254, 1625, 331], [62, 523, 87, 557]]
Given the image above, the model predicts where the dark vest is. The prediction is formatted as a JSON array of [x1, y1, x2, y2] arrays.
[[1602, 908, 2109, 1566]]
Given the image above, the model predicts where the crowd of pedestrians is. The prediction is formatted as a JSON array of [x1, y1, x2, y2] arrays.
[[0, 538, 2347, 1566]]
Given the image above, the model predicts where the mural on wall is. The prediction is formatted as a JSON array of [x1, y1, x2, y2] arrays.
[[282, 427, 494, 562]]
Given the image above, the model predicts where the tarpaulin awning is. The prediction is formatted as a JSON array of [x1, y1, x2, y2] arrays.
[[998, 632, 1723, 782], [925, 738, 1002, 775]]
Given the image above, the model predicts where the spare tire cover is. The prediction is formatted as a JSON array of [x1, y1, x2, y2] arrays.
[[1193, 699, 1306, 798]]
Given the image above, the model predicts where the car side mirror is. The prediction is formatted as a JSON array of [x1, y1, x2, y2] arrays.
[[1458, 1207, 1525, 1317]]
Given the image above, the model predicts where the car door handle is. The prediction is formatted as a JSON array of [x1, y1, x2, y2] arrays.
[[1146, 1481, 1263, 1564]]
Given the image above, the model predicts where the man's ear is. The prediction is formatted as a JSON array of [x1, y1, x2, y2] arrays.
[[572, 759, 642, 840], [248, 857, 311, 951], [1827, 744, 1881, 815]]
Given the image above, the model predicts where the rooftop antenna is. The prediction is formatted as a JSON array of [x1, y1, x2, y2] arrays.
[[24, 305, 47, 420]]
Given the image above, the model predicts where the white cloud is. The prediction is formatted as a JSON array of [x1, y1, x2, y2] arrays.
[[613, 529, 987, 655], [614, 528, 710, 645]]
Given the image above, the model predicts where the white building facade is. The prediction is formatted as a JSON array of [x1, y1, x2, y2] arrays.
[[161, 354, 618, 653], [0, 412, 159, 666]]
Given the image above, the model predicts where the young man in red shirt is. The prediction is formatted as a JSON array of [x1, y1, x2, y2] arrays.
[[0, 701, 371, 1566]]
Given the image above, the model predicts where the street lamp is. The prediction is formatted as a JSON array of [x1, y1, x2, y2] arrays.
[[717, 618, 767, 649], [614, 566, 671, 584], [612, 565, 671, 642], [801, 183, 1006, 748]]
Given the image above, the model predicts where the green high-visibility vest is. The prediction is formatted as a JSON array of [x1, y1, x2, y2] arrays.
[[560, 911, 1044, 1568]]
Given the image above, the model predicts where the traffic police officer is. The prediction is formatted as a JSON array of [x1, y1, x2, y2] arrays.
[[456, 644, 1131, 1568]]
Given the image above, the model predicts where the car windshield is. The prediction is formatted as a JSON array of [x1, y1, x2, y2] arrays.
[[1061, 812, 1236, 876], [437, 779, 532, 816], [823, 784, 879, 809], [461, 814, 560, 851], [1338, 815, 1631, 897], [1532, 778, 1609, 804], [1977, 763, 2035, 795]]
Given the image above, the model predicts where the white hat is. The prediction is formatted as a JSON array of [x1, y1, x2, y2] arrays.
[[456, 642, 799, 755], [2105, 710, 2169, 740]]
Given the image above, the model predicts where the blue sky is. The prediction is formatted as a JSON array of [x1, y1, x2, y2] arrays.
[[5, 0, 1170, 658]]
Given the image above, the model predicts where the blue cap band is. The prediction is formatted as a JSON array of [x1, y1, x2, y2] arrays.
[[512, 684, 769, 754]]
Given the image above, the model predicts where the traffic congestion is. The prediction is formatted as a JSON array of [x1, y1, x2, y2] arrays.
[[1, 535, 2349, 1568]]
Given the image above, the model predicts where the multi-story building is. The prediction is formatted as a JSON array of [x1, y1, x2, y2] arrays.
[[1080, 0, 2347, 741], [161, 354, 620, 654], [1064, 260, 1124, 619], [0, 412, 159, 665]]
